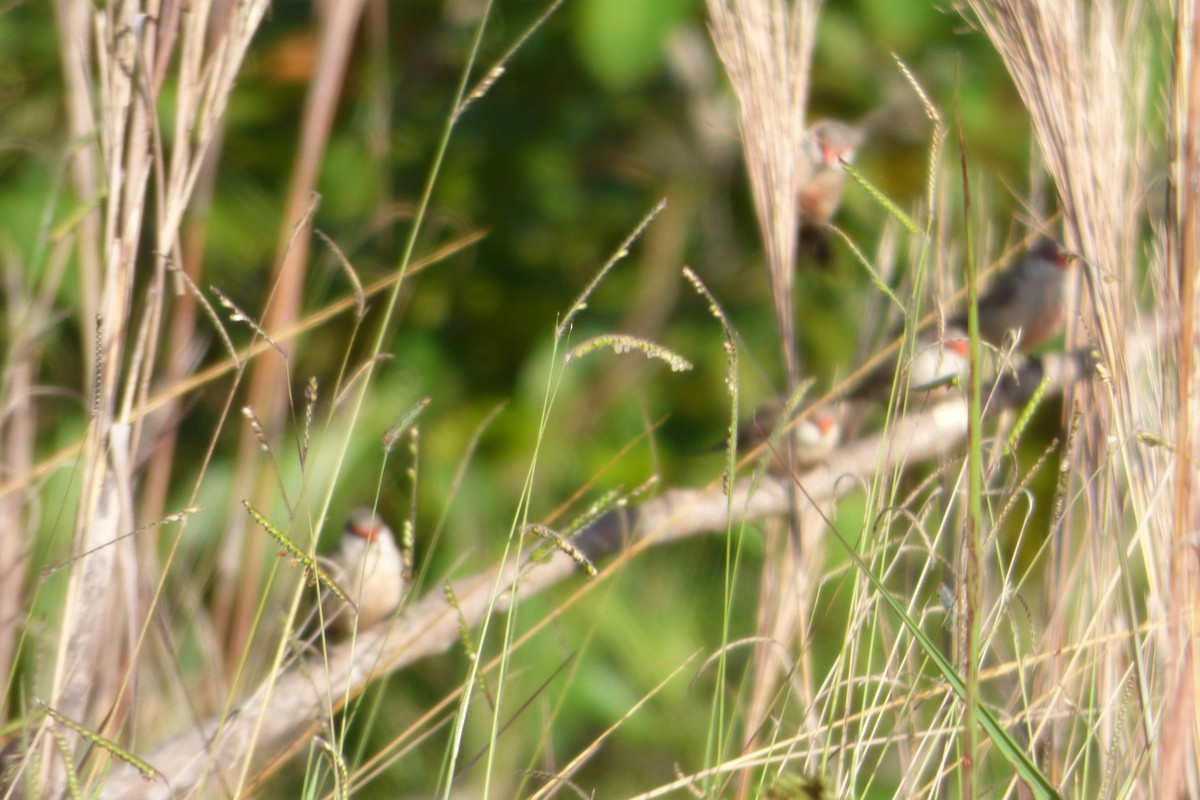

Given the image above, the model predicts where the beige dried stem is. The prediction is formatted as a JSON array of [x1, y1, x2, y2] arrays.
[[960, 1, 1152, 467], [1165, 3, 1200, 794], [706, 6, 822, 784], [961, 0, 1173, 793], [94, 342, 1108, 799], [961, 2, 1147, 378], [216, 0, 370, 675], [706, 0, 820, 387], [29, 1, 272, 796]]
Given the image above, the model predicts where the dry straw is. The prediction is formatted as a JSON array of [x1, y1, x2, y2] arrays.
[[706, 0, 821, 386], [962, 0, 1182, 794]]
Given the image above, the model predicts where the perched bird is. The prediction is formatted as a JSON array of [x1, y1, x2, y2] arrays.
[[798, 118, 863, 266], [791, 405, 842, 467], [323, 508, 405, 635], [850, 326, 971, 403], [739, 399, 842, 468], [949, 238, 1073, 352]]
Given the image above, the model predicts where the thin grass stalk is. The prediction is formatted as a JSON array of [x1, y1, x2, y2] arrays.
[[97, 340, 1104, 797], [112, 0, 272, 768], [217, 0, 369, 677], [705, 2, 821, 783], [954, 94, 983, 799], [1162, 1, 1200, 794], [688, 264, 753, 793], [53, 0, 103, 378], [961, 0, 1163, 793], [705, 0, 818, 390], [0, 232, 483, 510], [119, 0, 218, 527], [0, 335, 31, 713], [41, 4, 158, 791], [35, 1, 271, 795]]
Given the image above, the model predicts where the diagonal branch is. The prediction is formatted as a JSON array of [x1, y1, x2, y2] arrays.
[[98, 344, 1108, 799]]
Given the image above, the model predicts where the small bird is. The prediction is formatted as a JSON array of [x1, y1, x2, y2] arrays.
[[791, 405, 842, 467], [949, 238, 1073, 352], [799, 118, 862, 266], [850, 327, 971, 403], [323, 508, 406, 635], [739, 399, 842, 468]]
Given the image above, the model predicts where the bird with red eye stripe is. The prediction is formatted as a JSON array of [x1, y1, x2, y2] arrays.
[[949, 238, 1075, 353], [798, 118, 863, 266], [323, 508, 406, 635], [738, 399, 843, 469], [849, 325, 972, 403]]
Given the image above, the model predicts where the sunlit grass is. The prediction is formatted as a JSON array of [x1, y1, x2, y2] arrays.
[[0, 1, 1179, 798]]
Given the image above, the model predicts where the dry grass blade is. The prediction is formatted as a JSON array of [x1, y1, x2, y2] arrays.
[[525, 655, 699, 800], [959, 0, 1173, 793], [333, 354, 395, 410], [38, 506, 202, 580], [315, 230, 366, 320], [706, 0, 820, 384], [960, 0, 1148, 443], [96, 339, 1115, 798]]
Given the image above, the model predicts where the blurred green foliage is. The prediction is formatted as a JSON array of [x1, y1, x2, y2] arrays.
[[0, 1, 1072, 796]]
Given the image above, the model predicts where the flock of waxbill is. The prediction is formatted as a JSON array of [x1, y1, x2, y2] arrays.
[[736, 118, 1075, 471], [323, 120, 1076, 632]]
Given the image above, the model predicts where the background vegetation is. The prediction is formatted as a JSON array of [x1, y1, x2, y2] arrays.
[[0, 1, 1182, 798]]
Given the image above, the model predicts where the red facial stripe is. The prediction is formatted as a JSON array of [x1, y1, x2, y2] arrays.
[[349, 522, 381, 542], [945, 339, 970, 357], [1034, 239, 1068, 267], [821, 142, 840, 165]]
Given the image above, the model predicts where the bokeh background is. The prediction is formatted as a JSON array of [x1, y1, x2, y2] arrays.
[[0, 1, 1166, 797]]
